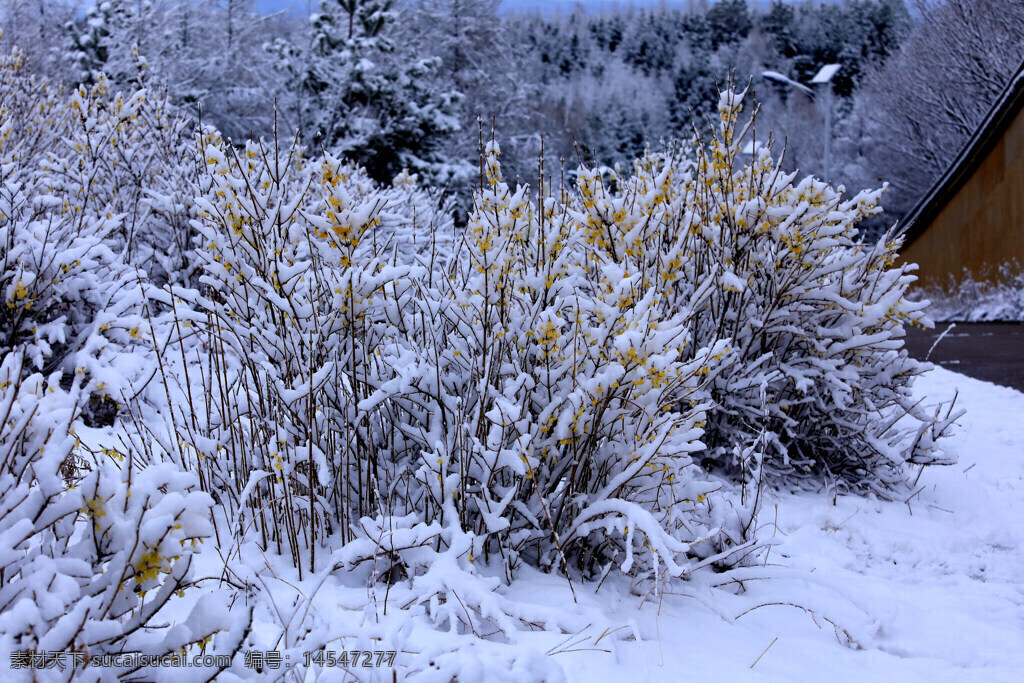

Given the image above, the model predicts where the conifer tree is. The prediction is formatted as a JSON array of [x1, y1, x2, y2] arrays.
[[398, 0, 522, 187], [301, 0, 462, 185], [65, 0, 135, 84]]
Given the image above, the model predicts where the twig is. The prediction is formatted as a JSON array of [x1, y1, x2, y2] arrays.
[[450, 589, 479, 638], [750, 636, 778, 669], [926, 322, 956, 361], [904, 486, 924, 505], [763, 503, 779, 567]]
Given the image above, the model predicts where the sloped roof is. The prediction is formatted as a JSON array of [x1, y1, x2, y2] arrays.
[[899, 58, 1024, 249]]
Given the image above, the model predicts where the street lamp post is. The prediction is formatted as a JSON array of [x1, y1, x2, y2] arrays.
[[762, 64, 841, 181]]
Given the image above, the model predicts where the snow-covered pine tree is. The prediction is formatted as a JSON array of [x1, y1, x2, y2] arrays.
[[64, 0, 143, 85], [300, 0, 463, 186], [705, 0, 752, 50], [62, 1, 281, 140], [397, 0, 517, 189]]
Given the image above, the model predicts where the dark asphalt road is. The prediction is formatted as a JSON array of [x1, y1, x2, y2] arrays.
[[904, 322, 1024, 393]]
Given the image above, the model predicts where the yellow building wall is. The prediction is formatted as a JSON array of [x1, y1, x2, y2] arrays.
[[901, 102, 1024, 286]]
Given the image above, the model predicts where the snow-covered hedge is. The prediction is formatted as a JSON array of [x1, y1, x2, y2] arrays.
[[1, 42, 194, 407], [45, 69, 198, 284], [1, 42, 960, 674], [1, 42, 197, 285], [143, 127, 455, 579], [0, 45, 253, 679], [143, 120, 750, 652], [913, 262, 1024, 322]]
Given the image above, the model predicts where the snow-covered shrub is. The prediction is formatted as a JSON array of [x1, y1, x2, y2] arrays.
[[141, 84, 960, 675], [1, 41, 196, 419], [40, 54, 198, 284], [151, 123, 745, 594], [1, 138, 149, 425], [0, 351, 246, 681], [570, 84, 958, 493], [388, 167, 460, 263], [1, 147, 144, 403], [145, 127, 454, 580], [2, 41, 198, 285], [0, 42, 66, 174], [370, 138, 749, 583], [913, 261, 1024, 322]]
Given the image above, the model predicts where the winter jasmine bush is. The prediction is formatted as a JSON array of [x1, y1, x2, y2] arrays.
[[0, 42, 65, 173], [44, 66, 199, 285], [549, 83, 959, 497], [0, 351, 247, 682], [1, 42, 193, 403], [1, 44, 250, 678], [157, 108, 759, 588], [660, 86, 960, 492], [2, 42, 198, 285], [145, 125, 455, 579], [120, 78, 960, 674], [2, 145, 141, 411], [157, 78, 959, 579], [379, 134, 749, 584], [136, 120, 745, 665], [0, 144, 148, 408]]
